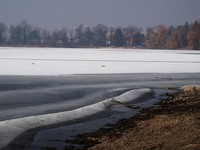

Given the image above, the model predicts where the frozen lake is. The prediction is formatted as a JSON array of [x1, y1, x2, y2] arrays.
[[0, 47, 200, 149], [0, 47, 200, 75]]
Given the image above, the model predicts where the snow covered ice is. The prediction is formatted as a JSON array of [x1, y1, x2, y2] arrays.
[[0, 47, 200, 149], [0, 47, 200, 75]]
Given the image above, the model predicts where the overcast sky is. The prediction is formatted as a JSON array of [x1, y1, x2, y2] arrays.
[[1, 0, 200, 30]]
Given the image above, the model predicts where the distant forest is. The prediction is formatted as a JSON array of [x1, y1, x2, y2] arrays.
[[0, 20, 200, 50]]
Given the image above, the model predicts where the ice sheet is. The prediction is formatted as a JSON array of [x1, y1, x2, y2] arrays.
[[0, 47, 200, 75], [0, 47, 200, 148]]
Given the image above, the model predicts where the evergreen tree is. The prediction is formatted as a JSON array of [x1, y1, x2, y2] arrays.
[[113, 28, 124, 47]]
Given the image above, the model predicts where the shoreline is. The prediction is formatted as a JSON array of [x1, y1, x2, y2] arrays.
[[1, 73, 200, 150], [65, 86, 200, 150], [1, 85, 199, 149]]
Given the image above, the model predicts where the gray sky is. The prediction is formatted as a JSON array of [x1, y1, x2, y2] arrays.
[[0, 0, 200, 30]]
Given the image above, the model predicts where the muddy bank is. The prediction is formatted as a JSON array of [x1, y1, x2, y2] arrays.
[[65, 86, 200, 150]]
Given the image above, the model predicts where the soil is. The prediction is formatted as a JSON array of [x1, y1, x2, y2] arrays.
[[65, 86, 200, 150]]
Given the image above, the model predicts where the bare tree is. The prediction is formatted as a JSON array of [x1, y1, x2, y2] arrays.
[[166, 30, 179, 49], [20, 20, 31, 45], [145, 27, 157, 49], [187, 21, 200, 50], [28, 27, 41, 45], [123, 26, 142, 47], [0, 23, 7, 45], [75, 24, 84, 46], [60, 27, 68, 47], [9, 25, 23, 45], [83, 27, 93, 46], [93, 24, 108, 47], [41, 29, 49, 46], [156, 25, 167, 48]]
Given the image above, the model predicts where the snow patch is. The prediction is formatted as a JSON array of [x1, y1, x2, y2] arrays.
[[114, 88, 152, 103]]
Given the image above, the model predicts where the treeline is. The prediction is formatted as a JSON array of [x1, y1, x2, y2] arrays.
[[146, 21, 200, 50], [0, 20, 200, 49]]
